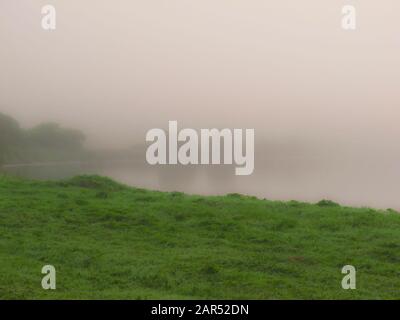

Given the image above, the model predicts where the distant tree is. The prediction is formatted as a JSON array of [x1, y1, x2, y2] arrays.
[[0, 112, 87, 164], [0, 112, 23, 163], [26, 123, 85, 150]]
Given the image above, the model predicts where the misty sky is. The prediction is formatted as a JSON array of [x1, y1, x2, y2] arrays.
[[0, 1, 399, 150]]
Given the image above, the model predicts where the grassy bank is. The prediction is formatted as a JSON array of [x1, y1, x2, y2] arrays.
[[0, 174, 399, 299]]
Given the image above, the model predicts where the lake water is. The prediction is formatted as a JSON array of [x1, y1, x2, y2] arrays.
[[3, 154, 400, 210]]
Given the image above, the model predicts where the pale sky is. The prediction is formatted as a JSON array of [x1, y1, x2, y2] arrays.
[[0, 1, 399, 150]]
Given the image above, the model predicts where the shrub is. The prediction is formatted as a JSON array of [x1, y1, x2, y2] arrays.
[[317, 199, 340, 207]]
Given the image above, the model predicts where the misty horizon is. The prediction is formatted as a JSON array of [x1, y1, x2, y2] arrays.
[[1, 1, 399, 149]]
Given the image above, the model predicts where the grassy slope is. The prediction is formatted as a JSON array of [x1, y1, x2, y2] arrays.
[[0, 175, 399, 299]]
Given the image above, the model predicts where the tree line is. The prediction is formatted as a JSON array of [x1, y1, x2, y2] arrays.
[[0, 112, 85, 164]]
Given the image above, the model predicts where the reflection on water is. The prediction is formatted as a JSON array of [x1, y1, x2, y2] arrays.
[[2, 156, 400, 210]]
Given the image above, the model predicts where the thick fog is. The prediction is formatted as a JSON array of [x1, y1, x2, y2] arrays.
[[1, 1, 399, 208]]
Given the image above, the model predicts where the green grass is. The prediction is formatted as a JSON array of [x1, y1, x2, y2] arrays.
[[0, 174, 399, 299]]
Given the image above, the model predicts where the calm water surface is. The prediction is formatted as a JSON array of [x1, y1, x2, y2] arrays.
[[3, 155, 400, 210]]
